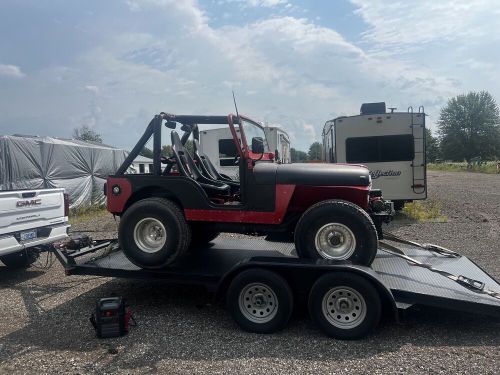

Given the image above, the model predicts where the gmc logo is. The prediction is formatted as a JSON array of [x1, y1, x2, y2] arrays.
[[16, 199, 42, 207]]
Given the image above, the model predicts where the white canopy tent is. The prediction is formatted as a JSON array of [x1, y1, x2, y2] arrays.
[[0, 135, 128, 208]]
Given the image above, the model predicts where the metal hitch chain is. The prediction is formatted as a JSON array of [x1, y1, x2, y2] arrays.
[[379, 232, 500, 300]]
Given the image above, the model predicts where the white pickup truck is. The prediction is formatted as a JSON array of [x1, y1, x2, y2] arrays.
[[0, 188, 70, 268]]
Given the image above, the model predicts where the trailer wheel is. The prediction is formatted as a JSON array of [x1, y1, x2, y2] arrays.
[[227, 268, 293, 333], [308, 273, 381, 340], [294, 200, 378, 266], [0, 251, 38, 269], [119, 198, 191, 269]]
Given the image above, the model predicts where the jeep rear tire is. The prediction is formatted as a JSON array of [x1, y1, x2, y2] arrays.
[[119, 198, 191, 269], [294, 200, 378, 266]]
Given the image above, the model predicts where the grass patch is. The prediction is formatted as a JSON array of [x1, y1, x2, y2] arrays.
[[401, 200, 448, 223], [69, 205, 108, 225], [428, 161, 499, 174]]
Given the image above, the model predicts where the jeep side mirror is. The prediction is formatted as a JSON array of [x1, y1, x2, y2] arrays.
[[252, 137, 264, 154]]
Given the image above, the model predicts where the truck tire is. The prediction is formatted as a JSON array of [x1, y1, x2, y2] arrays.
[[1, 250, 38, 269], [189, 223, 220, 249], [227, 268, 293, 334], [308, 272, 381, 339], [119, 198, 191, 269], [294, 200, 378, 266]]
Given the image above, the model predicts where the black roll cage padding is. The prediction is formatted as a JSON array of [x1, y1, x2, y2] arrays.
[[114, 113, 243, 177], [115, 115, 161, 176]]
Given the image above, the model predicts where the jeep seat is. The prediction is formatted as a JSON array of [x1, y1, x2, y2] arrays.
[[193, 139, 240, 192], [171, 131, 231, 197]]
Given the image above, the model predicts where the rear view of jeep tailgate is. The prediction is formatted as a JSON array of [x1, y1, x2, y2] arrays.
[[0, 188, 69, 255]]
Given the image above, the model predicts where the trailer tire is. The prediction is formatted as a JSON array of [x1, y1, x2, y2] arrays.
[[0, 251, 38, 269], [119, 198, 191, 269], [308, 272, 381, 339], [227, 268, 293, 334], [294, 200, 378, 266]]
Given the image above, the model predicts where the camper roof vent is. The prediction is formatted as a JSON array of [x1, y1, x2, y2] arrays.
[[360, 102, 386, 115]]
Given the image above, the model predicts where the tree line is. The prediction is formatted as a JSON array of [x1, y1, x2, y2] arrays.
[[72, 91, 500, 165], [429, 91, 500, 163]]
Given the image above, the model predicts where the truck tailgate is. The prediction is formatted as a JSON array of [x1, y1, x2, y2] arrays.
[[0, 188, 67, 234]]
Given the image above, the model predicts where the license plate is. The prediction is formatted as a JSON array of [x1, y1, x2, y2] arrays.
[[20, 230, 37, 241]]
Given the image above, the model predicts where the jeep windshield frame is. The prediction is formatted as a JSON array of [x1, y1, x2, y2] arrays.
[[228, 114, 270, 161]]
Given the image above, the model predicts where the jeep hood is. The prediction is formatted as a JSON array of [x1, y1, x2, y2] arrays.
[[253, 162, 370, 187]]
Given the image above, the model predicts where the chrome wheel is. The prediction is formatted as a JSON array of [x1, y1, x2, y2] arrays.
[[314, 223, 356, 260], [322, 286, 366, 329], [239, 283, 278, 324], [133, 218, 167, 253]]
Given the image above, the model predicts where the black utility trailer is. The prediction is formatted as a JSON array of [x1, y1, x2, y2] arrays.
[[53, 235, 500, 339]]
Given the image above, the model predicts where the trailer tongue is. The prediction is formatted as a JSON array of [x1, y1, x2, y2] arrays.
[[52, 235, 500, 339]]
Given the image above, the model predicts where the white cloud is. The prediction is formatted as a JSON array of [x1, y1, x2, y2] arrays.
[[220, 0, 289, 8], [1, 0, 499, 150], [84, 85, 100, 95], [245, 0, 288, 7], [351, 0, 500, 47], [0, 64, 25, 78]]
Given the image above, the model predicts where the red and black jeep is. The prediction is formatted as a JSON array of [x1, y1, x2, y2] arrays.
[[106, 113, 393, 269]]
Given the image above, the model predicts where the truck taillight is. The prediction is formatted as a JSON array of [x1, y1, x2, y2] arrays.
[[64, 193, 70, 217]]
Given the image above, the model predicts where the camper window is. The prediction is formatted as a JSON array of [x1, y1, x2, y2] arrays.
[[346, 134, 414, 163]]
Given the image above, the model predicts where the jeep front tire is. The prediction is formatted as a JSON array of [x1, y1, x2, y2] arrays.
[[294, 200, 378, 266]]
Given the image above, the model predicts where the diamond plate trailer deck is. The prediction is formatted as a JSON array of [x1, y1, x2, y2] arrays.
[[53, 236, 500, 338]]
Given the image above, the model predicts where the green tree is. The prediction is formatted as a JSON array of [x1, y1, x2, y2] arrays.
[[185, 139, 194, 155], [72, 125, 102, 143], [162, 145, 173, 157], [308, 142, 323, 161], [290, 147, 308, 162], [139, 147, 153, 158], [161, 141, 192, 158], [425, 128, 440, 162], [438, 91, 500, 162]]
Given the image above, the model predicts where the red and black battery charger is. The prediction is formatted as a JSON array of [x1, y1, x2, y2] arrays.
[[90, 297, 135, 338]]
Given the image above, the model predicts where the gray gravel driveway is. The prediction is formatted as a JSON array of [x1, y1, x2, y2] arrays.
[[0, 170, 498, 374]]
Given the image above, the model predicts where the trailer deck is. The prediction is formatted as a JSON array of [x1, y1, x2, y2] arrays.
[[54, 236, 500, 318]]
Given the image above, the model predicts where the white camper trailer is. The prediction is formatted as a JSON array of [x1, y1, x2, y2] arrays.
[[322, 102, 426, 210], [264, 126, 291, 164], [199, 126, 290, 179]]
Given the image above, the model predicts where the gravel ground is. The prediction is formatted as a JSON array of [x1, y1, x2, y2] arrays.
[[0, 170, 499, 374]]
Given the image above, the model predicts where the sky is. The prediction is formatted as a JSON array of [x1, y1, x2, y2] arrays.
[[0, 0, 499, 151]]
